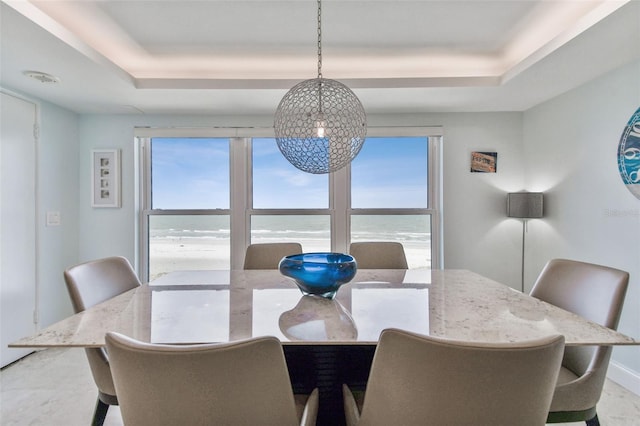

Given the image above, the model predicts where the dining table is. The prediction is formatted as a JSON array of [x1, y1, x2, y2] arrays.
[[10, 268, 639, 425]]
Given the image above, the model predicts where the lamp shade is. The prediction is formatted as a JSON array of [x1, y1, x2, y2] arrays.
[[274, 78, 367, 174], [507, 192, 544, 218]]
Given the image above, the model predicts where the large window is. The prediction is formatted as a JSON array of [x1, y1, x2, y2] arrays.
[[350, 136, 431, 268], [252, 138, 328, 209], [144, 138, 230, 280], [250, 137, 331, 254], [351, 137, 428, 209], [138, 128, 441, 282]]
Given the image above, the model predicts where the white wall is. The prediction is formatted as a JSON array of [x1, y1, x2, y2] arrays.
[[36, 100, 80, 326], [438, 113, 526, 286], [523, 60, 640, 380]]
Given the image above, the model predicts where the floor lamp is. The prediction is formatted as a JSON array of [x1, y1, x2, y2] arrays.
[[507, 192, 544, 292]]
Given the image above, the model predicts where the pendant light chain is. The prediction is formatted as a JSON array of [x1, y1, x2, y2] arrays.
[[317, 0, 322, 80], [274, 0, 367, 174]]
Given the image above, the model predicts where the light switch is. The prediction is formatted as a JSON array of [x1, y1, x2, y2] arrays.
[[46, 211, 61, 226]]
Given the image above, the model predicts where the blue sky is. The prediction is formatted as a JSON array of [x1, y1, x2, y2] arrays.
[[151, 136, 428, 209]]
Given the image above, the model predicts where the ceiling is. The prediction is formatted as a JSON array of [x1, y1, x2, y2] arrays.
[[1, 0, 638, 116]]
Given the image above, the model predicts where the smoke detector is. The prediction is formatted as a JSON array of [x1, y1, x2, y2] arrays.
[[23, 71, 60, 84]]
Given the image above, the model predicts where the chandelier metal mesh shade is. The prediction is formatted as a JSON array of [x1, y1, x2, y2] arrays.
[[275, 78, 366, 174], [274, 0, 367, 174]]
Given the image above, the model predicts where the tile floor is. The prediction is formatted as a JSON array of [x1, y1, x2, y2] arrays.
[[2, 348, 639, 425]]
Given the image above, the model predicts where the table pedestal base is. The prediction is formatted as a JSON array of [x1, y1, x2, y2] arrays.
[[284, 345, 376, 426]]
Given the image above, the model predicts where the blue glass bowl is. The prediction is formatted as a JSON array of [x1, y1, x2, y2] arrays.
[[279, 252, 357, 299]]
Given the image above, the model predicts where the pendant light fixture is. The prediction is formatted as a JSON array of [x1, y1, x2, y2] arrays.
[[274, 0, 367, 174]]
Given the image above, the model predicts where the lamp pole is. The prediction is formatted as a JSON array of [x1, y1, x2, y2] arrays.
[[520, 219, 526, 293], [507, 192, 543, 293]]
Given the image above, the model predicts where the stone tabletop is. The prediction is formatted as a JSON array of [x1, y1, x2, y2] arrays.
[[11, 269, 639, 348]]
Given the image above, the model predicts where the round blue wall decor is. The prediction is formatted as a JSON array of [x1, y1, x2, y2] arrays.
[[617, 107, 640, 200]]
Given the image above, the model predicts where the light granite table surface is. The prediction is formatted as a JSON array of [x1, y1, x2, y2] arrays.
[[11, 269, 639, 348]]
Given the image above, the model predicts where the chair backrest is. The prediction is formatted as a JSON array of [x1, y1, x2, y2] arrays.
[[349, 242, 408, 269], [64, 256, 141, 398], [243, 242, 303, 269], [529, 258, 629, 403], [357, 329, 565, 426], [64, 256, 141, 313], [105, 332, 303, 426], [530, 259, 629, 331]]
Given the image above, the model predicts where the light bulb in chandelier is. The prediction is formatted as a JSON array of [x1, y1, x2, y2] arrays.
[[315, 118, 326, 138]]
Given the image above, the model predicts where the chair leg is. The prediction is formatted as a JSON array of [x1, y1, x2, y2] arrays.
[[91, 397, 109, 426], [585, 413, 600, 426]]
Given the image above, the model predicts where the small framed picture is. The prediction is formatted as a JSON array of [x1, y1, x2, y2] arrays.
[[91, 149, 121, 207], [470, 151, 497, 173]]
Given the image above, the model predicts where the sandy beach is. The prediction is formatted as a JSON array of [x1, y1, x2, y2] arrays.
[[149, 237, 430, 280]]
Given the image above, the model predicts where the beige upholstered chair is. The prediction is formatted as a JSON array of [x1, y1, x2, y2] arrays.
[[105, 332, 319, 426], [348, 241, 408, 269], [343, 328, 565, 426], [243, 242, 303, 269], [63, 256, 141, 426], [530, 258, 629, 426]]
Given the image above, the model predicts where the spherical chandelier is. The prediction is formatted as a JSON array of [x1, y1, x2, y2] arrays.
[[274, 0, 367, 174]]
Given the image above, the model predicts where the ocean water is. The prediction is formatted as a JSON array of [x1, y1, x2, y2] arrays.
[[150, 215, 231, 240], [150, 214, 430, 243]]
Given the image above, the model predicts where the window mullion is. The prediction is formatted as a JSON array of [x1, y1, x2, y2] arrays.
[[138, 137, 152, 281], [230, 137, 249, 270], [331, 165, 349, 253], [430, 136, 443, 269]]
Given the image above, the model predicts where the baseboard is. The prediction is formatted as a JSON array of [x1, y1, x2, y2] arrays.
[[607, 360, 640, 396]]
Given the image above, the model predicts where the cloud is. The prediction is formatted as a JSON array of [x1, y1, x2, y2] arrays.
[[272, 168, 315, 187]]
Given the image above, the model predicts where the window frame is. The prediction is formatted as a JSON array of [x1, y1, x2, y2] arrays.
[[136, 127, 442, 282]]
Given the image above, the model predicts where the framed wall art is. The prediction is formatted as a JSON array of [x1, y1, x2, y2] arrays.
[[91, 149, 121, 208], [617, 106, 640, 200], [470, 151, 497, 173]]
